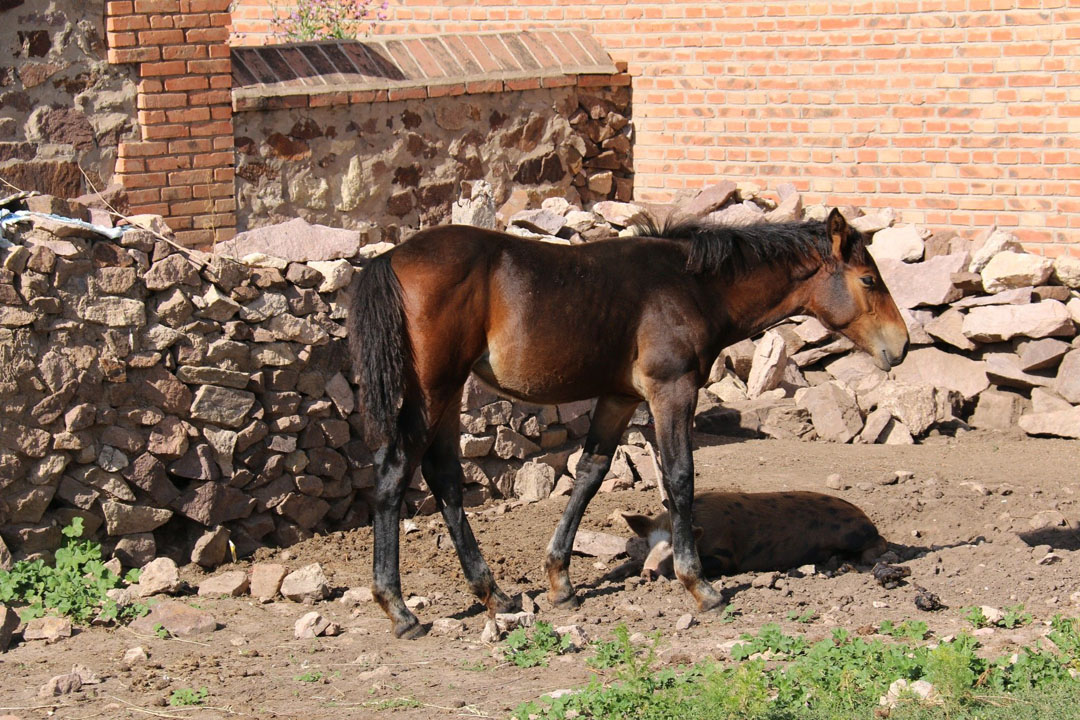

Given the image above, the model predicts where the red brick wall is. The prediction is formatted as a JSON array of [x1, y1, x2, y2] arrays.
[[230, 0, 1080, 254], [106, 0, 236, 247]]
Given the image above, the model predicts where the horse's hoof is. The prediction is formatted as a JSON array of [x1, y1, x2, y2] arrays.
[[491, 592, 519, 615], [696, 586, 726, 613], [550, 591, 581, 609], [393, 617, 428, 640]]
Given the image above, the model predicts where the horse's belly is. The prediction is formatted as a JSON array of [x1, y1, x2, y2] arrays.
[[472, 349, 614, 405]]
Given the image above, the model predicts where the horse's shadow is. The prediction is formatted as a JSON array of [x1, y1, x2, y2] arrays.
[[1018, 526, 1080, 551]]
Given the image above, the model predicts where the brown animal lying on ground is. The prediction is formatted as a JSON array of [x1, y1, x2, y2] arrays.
[[621, 491, 887, 580]]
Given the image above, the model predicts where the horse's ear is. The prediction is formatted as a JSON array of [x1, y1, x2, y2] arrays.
[[827, 208, 852, 261]]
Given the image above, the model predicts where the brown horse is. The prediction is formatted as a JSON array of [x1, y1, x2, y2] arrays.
[[348, 209, 908, 638]]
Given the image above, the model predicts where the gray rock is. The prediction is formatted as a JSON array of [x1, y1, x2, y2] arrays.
[[1053, 350, 1080, 404], [592, 200, 648, 227], [984, 354, 1053, 390], [101, 500, 172, 535], [189, 385, 256, 428], [113, 533, 156, 568], [280, 563, 330, 603], [868, 224, 925, 263], [891, 347, 989, 400], [1052, 256, 1080, 289], [876, 253, 967, 309], [1, 604, 20, 651], [23, 616, 72, 643], [510, 208, 567, 235], [1019, 407, 1080, 439], [190, 526, 231, 568], [795, 382, 863, 443], [1017, 338, 1071, 372], [969, 228, 1021, 273], [924, 309, 976, 351], [144, 253, 199, 291], [970, 389, 1027, 431], [294, 610, 333, 639], [747, 330, 787, 397], [451, 180, 497, 229], [197, 570, 249, 597], [216, 217, 364, 262], [39, 672, 82, 697], [77, 296, 145, 327], [307, 259, 354, 292], [514, 461, 555, 503], [962, 301, 1073, 343], [494, 426, 540, 460], [858, 408, 893, 444], [683, 181, 737, 217], [137, 557, 181, 597], [250, 563, 288, 600], [130, 601, 218, 637], [176, 365, 250, 389], [980, 251, 1052, 293], [572, 530, 630, 557]]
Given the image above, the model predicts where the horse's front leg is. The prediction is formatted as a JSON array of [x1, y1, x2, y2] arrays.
[[543, 395, 639, 607], [649, 376, 725, 612]]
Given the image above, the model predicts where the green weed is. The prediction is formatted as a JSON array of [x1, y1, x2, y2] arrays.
[[0, 518, 142, 624], [503, 621, 572, 668], [168, 687, 208, 707]]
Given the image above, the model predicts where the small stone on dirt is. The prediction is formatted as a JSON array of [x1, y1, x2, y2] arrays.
[[825, 473, 844, 490], [294, 611, 333, 639], [130, 601, 218, 637], [495, 611, 535, 633], [23, 616, 72, 643], [480, 618, 500, 644], [555, 624, 589, 650], [39, 671, 82, 697], [136, 557, 181, 597], [404, 595, 429, 610], [431, 617, 465, 636], [340, 587, 374, 606], [675, 613, 696, 630], [280, 563, 329, 603], [250, 563, 288, 600], [122, 646, 149, 667], [197, 570, 249, 597]]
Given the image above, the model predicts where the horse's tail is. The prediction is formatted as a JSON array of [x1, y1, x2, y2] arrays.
[[348, 252, 418, 447]]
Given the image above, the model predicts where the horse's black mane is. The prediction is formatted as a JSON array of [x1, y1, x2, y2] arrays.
[[634, 214, 869, 277]]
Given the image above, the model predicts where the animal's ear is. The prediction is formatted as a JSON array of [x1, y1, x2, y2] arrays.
[[620, 513, 654, 538], [827, 208, 852, 262], [692, 526, 704, 542]]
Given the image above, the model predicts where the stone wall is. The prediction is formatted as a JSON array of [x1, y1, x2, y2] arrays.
[[0, 0, 137, 199], [233, 80, 632, 242], [3, 184, 1079, 571]]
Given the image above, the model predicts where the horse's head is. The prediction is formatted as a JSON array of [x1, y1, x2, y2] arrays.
[[804, 209, 909, 371]]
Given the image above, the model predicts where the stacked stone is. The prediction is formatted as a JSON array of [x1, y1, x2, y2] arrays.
[[0, 199, 377, 569], [566, 84, 633, 205]]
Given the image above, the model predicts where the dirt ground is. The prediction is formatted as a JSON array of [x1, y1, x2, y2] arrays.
[[2, 430, 1080, 719]]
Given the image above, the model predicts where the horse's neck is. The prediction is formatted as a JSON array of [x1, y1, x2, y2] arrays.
[[710, 264, 811, 341]]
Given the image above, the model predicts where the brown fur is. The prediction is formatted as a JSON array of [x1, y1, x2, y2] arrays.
[[622, 491, 887, 579]]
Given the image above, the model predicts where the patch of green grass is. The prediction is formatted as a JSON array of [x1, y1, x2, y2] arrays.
[[787, 607, 817, 624], [503, 621, 572, 668], [168, 687, 208, 707], [514, 616, 1080, 720], [963, 604, 1033, 630], [295, 670, 324, 683], [0, 518, 144, 624], [879, 619, 931, 642]]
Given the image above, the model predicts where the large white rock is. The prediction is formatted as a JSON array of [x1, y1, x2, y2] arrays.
[[890, 347, 988, 400], [868, 224, 925, 263], [968, 228, 1021, 273], [961, 300, 1073, 343], [795, 382, 863, 443], [876, 253, 967, 309], [1054, 350, 1080, 404], [980, 251, 1053, 293], [1052, 255, 1080, 289], [1019, 407, 1080, 438], [746, 331, 787, 398]]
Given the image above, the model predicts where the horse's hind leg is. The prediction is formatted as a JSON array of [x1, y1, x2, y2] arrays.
[[371, 437, 426, 639], [542, 395, 639, 607], [422, 400, 517, 617]]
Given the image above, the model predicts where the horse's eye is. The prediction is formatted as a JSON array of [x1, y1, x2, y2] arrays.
[[860, 275, 876, 289]]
